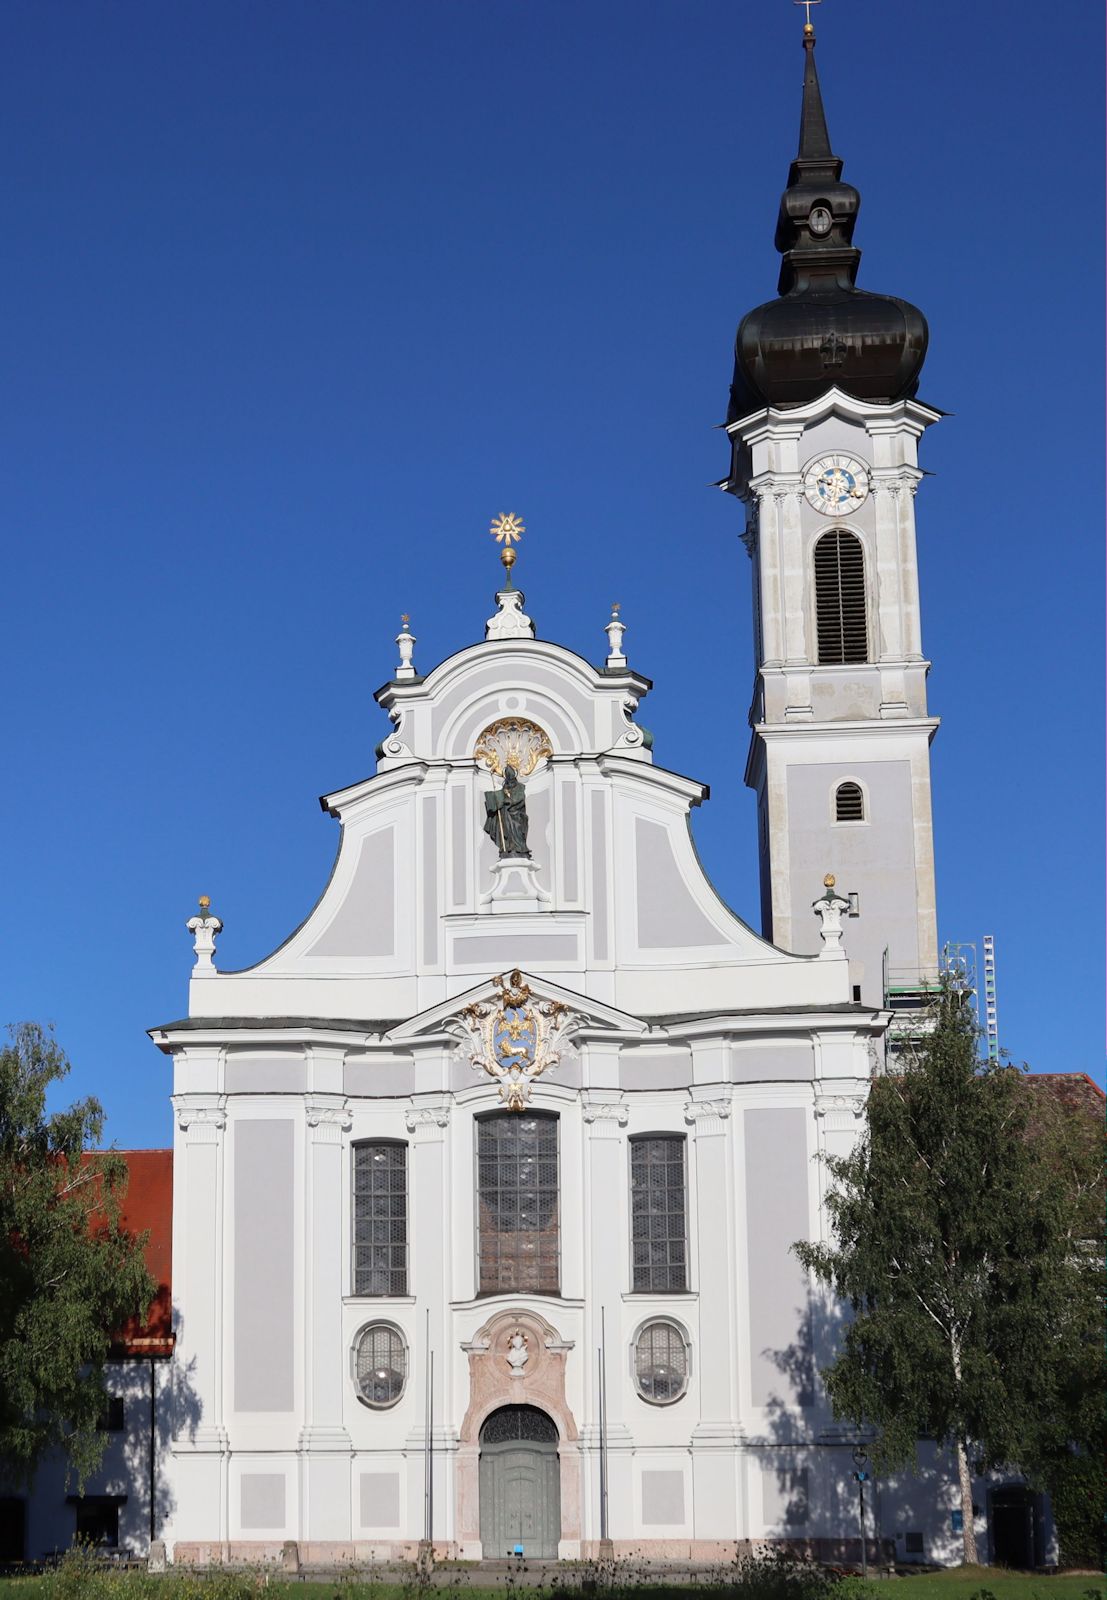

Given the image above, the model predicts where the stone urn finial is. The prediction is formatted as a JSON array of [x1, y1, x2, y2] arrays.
[[187, 895, 222, 975]]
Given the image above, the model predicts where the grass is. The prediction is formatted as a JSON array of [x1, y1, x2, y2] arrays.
[[0, 1561, 1102, 1600]]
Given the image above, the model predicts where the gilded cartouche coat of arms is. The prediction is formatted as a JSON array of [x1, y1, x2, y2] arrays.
[[449, 970, 577, 1110]]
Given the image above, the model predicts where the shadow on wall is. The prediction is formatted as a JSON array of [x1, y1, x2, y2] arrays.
[[28, 1327, 203, 1559], [759, 1290, 956, 1566], [759, 1290, 1056, 1566], [116, 1330, 204, 1549]]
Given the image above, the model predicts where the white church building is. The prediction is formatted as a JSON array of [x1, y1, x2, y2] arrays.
[[146, 21, 976, 1566], [19, 19, 1051, 1575]]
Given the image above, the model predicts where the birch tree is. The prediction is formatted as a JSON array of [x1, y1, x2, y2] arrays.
[[0, 1023, 154, 1485], [795, 988, 1091, 1565]]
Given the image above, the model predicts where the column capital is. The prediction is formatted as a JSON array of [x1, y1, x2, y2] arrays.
[[581, 1094, 628, 1134], [405, 1097, 451, 1140], [683, 1096, 732, 1135], [173, 1098, 226, 1142], [305, 1098, 352, 1143], [813, 1091, 867, 1128]]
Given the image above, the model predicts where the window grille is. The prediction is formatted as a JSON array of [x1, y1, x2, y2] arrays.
[[630, 1135, 688, 1292], [814, 530, 868, 664], [477, 1113, 559, 1295], [354, 1323, 407, 1408], [479, 1405, 558, 1445], [835, 781, 865, 822], [353, 1141, 408, 1296], [633, 1320, 688, 1404]]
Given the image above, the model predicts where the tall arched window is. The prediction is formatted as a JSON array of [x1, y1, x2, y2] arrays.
[[477, 1113, 559, 1295], [352, 1141, 408, 1296], [630, 1135, 688, 1292], [814, 529, 868, 664]]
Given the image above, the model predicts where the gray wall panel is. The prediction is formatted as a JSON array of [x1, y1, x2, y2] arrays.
[[641, 1471, 685, 1526], [360, 1472, 401, 1528], [240, 1473, 286, 1530], [590, 791, 608, 961], [234, 1119, 295, 1412], [635, 818, 723, 948], [744, 1107, 812, 1408], [307, 828, 396, 959]]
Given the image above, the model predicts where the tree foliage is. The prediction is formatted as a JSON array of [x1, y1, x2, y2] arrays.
[[0, 1023, 155, 1486], [795, 987, 1105, 1565]]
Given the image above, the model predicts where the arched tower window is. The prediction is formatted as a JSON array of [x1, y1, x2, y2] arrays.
[[834, 781, 865, 822], [814, 530, 868, 664]]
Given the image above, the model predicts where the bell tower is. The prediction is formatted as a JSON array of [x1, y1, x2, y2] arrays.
[[723, 19, 940, 1009]]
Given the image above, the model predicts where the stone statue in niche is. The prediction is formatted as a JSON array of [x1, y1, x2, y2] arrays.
[[506, 1330, 529, 1376], [483, 764, 530, 857]]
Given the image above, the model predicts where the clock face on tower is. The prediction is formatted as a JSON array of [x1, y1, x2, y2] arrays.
[[804, 454, 870, 516]]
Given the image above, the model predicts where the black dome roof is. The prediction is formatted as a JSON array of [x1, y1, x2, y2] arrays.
[[727, 27, 928, 425]]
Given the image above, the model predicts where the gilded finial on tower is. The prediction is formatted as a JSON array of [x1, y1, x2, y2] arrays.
[[490, 513, 525, 588], [198, 894, 211, 913], [794, 0, 820, 34]]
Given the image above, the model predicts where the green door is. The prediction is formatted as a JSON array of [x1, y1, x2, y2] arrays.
[[479, 1406, 561, 1560]]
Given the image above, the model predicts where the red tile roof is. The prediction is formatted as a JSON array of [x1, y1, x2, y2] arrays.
[[82, 1149, 174, 1357]]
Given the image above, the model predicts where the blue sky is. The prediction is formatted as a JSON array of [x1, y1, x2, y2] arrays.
[[3, 0, 1102, 1147]]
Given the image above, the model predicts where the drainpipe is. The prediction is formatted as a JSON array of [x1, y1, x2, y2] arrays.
[[149, 1358, 157, 1546]]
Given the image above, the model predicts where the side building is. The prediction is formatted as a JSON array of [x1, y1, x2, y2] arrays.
[[2, 1150, 174, 1562]]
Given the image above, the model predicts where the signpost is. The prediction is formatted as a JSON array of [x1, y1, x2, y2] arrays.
[[852, 1446, 869, 1577]]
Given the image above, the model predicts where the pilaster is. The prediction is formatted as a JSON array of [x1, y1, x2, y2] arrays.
[[684, 1088, 743, 1538], [405, 1095, 451, 1541], [298, 1097, 353, 1543], [172, 1098, 229, 1456]]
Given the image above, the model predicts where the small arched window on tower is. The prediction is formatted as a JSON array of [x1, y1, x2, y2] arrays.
[[814, 530, 868, 664], [834, 781, 865, 823]]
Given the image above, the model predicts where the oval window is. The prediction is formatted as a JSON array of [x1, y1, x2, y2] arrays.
[[633, 1320, 688, 1405], [354, 1323, 407, 1408]]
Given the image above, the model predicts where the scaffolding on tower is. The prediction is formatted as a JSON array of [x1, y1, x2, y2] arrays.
[[982, 935, 1000, 1061]]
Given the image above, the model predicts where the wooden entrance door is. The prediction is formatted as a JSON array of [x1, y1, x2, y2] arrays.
[[478, 1405, 560, 1560]]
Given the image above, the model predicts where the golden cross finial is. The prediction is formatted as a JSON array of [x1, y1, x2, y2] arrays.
[[794, 0, 821, 31], [400, 613, 410, 626], [490, 513, 525, 581]]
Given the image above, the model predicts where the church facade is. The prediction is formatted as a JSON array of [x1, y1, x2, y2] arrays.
[[141, 22, 1010, 1571]]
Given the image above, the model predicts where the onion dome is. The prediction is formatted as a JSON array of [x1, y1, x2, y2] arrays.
[[727, 25, 928, 424]]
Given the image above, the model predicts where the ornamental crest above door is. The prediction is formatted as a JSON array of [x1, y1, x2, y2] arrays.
[[449, 970, 578, 1111]]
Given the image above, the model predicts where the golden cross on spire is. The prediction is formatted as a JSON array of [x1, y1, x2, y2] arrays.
[[490, 512, 525, 582], [794, 0, 821, 31]]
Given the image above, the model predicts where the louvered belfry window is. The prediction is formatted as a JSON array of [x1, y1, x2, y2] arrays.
[[353, 1141, 408, 1296], [477, 1113, 560, 1295], [814, 530, 868, 664], [835, 781, 865, 822], [630, 1136, 688, 1292]]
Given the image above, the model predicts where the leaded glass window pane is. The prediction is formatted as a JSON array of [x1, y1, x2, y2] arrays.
[[480, 1405, 558, 1445], [477, 1113, 559, 1295], [634, 1319, 688, 1404], [353, 1141, 408, 1296], [630, 1135, 687, 1292], [355, 1323, 406, 1408]]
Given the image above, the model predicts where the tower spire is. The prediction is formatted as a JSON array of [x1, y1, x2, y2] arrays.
[[795, 22, 834, 168], [725, 13, 928, 422]]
